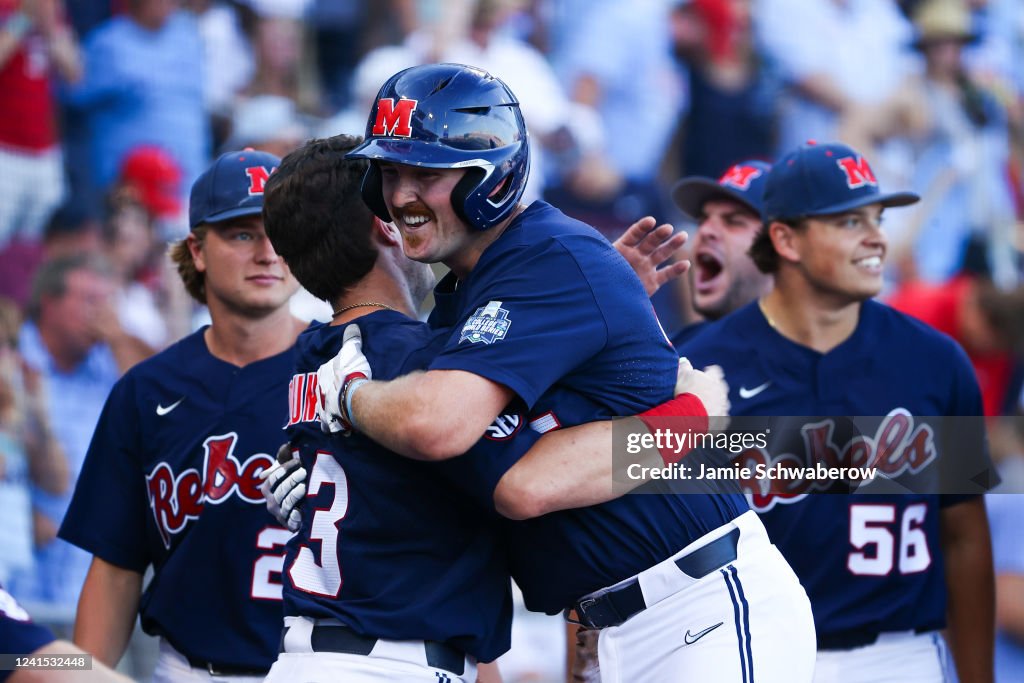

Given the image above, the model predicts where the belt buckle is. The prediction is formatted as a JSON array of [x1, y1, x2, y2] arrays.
[[576, 597, 598, 624]]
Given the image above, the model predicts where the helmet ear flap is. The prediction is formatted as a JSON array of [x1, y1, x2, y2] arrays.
[[451, 167, 485, 230], [360, 162, 393, 223]]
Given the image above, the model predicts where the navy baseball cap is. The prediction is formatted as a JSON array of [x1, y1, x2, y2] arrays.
[[189, 149, 281, 229], [672, 160, 771, 221], [762, 141, 919, 221]]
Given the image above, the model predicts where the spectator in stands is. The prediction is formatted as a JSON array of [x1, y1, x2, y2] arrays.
[[306, 0, 366, 111], [41, 202, 100, 262], [0, 298, 67, 587], [5, 255, 145, 623], [225, 94, 308, 158], [101, 191, 166, 351], [61, 0, 113, 40], [63, 0, 209, 196], [840, 0, 1017, 285], [671, 0, 777, 178], [551, 0, 684, 232], [118, 145, 183, 224], [0, 0, 80, 255], [242, 8, 320, 114], [754, 0, 915, 154], [186, 0, 255, 130], [889, 273, 1024, 416]]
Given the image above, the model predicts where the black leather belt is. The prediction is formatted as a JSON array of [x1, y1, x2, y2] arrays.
[[572, 527, 741, 629], [284, 623, 466, 676], [183, 655, 267, 677], [817, 624, 941, 651]]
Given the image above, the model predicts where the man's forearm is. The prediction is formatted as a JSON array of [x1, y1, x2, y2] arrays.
[[74, 558, 142, 667], [941, 498, 995, 683], [495, 396, 709, 519], [351, 369, 512, 461], [495, 417, 657, 519]]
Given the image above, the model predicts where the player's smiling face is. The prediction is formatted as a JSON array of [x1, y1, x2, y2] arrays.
[[690, 199, 772, 319], [192, 215, 299, 317], [379, 162, 476, 273], [792, 205, 887, 302]]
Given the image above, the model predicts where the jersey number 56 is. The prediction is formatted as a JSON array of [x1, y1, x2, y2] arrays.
[[848, 503, 931, 576]]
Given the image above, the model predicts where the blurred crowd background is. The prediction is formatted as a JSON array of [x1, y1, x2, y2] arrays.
[[1, 0, 1023, 680]]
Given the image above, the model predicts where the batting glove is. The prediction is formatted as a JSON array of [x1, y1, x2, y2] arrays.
[[675, 357, 731, 432], [316, 324, 372, 435], [260, 443, 306, 532]]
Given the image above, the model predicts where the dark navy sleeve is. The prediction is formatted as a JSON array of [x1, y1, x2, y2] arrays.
[[434, 405, 543, 511], [58, 375, 151, 573], [941, 339, 997, 504], [428, 239, 609, 408], [0, 588, 55, 672]]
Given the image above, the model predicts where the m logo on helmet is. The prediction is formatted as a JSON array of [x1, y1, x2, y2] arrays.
[[720, 164, 763, 190], [372, 98, 418, 137], [836, 156, 878, 189], [245, 166, 273, 196]]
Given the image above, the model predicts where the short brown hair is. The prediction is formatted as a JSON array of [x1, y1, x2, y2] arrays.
[[169, 224, 209, 304], [748, 219, 803, 274], [263, 135, 378, 303]]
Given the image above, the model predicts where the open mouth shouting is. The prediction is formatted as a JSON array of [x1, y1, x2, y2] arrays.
[[694, 250, 724, 295]]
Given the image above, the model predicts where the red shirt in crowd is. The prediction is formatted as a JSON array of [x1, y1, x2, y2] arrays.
[[888, 275, 1014, 417], [0, 1, 59, 152]]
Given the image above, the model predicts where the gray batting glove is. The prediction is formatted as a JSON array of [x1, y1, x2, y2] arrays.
[[675, 357, 731, 432], [259, 444, 306, 532]]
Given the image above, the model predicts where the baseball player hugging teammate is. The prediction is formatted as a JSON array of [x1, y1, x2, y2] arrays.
[[257, 128, 730, 679], [284, 63, 816, 682], [34, 50, 997, 683]]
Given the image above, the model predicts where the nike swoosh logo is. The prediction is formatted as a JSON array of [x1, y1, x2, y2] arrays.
[[684, 621, 724, 645], [738, 381, 771, 399], [156, 398, 184, 416]]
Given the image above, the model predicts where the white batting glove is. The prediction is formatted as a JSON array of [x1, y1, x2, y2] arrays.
[[675, 358, 731, 431], [260, 443, 306, 532], [316, 324, 372, 435]]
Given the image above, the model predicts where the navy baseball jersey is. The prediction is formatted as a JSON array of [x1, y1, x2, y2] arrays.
[[0, 586, 54, 681], [670, 320, 708, 349], [428, 201, 748, 614], [679, 299, 990, 639], [59, 329, 294, 671], [282, 312, 539, 663]]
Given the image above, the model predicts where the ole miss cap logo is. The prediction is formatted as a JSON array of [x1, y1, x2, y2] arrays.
[[762, 141, 919, 221], [719, 164, 765, 191], [189, 149, 282, 228], [835, 156, 878, 189], [245, 165, 272, 195], [371, 98, 418, 137], [671, 159, 771, 220]]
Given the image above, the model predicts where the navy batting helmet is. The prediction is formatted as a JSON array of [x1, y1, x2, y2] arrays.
[[346, 63, 530, 231]]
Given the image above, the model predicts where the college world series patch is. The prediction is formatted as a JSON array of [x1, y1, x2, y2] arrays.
[[459, 300, 512, 345]]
